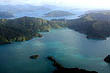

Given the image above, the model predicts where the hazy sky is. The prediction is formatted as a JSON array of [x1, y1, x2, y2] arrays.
[[0, 0, 110, 9]]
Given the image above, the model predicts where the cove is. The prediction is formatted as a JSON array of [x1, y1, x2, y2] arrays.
[[0, 28, 110, 73]]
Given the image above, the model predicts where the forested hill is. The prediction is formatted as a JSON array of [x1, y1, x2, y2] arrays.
[[67, 11, 110, 39], [0, 16, 66, 44], [1, 10, 110, 44]]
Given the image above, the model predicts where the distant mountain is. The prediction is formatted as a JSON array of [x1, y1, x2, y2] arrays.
[[0, 4, 51, 13], [45, 10, 74, 17], [0, 11, 14, 18]]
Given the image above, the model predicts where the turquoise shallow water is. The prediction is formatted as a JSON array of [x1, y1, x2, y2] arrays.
[[0, 28, 110, 73]]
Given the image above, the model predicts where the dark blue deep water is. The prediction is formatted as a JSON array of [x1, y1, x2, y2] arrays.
[[0, 28, 110, 73]]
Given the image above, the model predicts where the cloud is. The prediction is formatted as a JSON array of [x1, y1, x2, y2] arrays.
[[0, 0, 110, 9], [0, 0, 26, 4]]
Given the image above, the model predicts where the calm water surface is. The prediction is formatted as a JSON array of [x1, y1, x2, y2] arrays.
[[14, 9, 86, 20], [0, 28, 110, 73]]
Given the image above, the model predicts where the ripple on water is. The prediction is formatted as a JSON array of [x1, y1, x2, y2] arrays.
[[0, 28, 110, 73]]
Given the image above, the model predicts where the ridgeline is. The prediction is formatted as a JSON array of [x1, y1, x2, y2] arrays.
[[0, 16, 66, 44]]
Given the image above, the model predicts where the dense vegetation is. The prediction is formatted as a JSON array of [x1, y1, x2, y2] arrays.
[[1, 10, 110, 44], [0, 11, 14, 18], [45, 10, 74, 17], [67, 11, 110, 39], [0, 16, 67, 44]]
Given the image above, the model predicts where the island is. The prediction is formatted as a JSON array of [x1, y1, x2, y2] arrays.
[[0, 11, 14, 18], [104, 55, 110, 63], [30, 55, 39, 59], [44, 10, 74, 17]]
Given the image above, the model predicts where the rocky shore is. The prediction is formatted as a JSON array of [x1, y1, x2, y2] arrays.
[[47, 56, 98, 73]]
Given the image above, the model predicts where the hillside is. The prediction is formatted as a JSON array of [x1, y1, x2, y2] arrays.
[[68, 11, 110, 40], [0, 16, 66, 44]]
